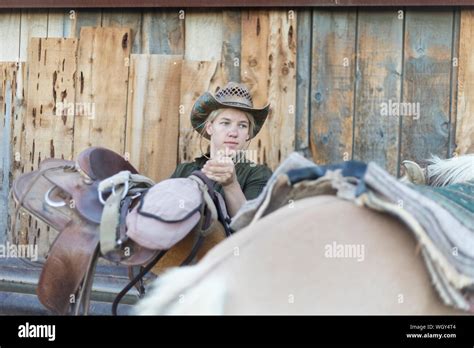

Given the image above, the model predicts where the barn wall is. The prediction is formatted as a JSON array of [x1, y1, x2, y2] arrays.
[[0, 8, 472, 251]]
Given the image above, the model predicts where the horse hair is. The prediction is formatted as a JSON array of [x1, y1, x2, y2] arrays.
[[426, 154, 474, 187]]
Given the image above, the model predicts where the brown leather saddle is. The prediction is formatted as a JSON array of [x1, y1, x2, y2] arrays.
[[11, 147, 231, 315]]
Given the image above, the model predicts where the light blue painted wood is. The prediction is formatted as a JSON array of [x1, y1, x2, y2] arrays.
[[401, 10, 454, 164], [222, 10, 241, 83], [141, 10, 184, 55], [73, 10, 102, 38], [295, 9, 311, 153], [47, 10, 74, 38], [353, 10, 403, 175], [0, 10, 21, 62], [310, 9, 357, 164], [449, 8, 460, 158], [19, 9, 48, 62], [102, 9, 143, 54], [0, 80, 12, 244]]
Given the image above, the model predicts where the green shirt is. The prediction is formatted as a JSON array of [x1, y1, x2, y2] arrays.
[[170, 155, 272, 201]]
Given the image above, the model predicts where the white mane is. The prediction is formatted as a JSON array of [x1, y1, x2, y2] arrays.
[[426, 154, 474, 187]]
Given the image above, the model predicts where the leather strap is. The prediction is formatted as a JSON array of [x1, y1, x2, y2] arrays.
[[189, 170, 232, 237], [100, 185, 126, 256], [188, 173, 218, 237]]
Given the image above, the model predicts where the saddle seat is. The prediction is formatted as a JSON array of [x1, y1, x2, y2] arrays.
[[42, 147, 139, 224], [76, 146, 139, 181]]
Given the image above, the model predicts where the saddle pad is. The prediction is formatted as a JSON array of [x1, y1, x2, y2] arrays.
[[231, 152, 317, 231], [411, 181, 474, 231], [363, 163, 474, 311], [126, 178, 202, 250]]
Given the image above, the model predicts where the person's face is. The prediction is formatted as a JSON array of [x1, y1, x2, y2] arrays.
[[206, 108, 250, 155]]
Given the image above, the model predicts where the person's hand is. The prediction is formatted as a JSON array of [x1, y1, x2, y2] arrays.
[[202, 156, 237, 187]]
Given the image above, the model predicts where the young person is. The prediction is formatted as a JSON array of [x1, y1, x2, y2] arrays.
[[171, 82, 272, 217]]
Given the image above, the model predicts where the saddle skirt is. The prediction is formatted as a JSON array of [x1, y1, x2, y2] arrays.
[[363, 164, 474, 312], [231, 152, 474, 312], [126, 171, 230, 251]]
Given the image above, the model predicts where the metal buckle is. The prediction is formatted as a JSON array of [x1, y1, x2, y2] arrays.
[[98, 180, 129, 205]]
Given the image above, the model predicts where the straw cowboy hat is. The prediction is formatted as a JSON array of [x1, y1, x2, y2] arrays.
[[190, 82, 270, 140]]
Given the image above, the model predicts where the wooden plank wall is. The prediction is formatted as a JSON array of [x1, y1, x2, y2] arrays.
[[457, 10, 474, 155], [23, 38, 77, 253], [240, 10, 297, 169], [73, 27, 131, 156], [0, 63, 17, 244], [401, 11, 454, 169], [354, 10, 402, 175], [1, 8, 473, 252], [126, 54, 183, 180], [310, 10, 356, 165], [308, 8, 465, 178]]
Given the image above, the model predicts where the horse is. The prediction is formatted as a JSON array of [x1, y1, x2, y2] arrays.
[[134, 154, 474, 315]]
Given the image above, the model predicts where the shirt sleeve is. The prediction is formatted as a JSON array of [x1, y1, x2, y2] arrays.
[[242, 165, 273, 200]]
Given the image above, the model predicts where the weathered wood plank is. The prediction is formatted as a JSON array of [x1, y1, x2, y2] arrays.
[[295, 9, 311, 153], [178, 60, 224, 163], [353, 10, 403, 175], [24, 38, 77, 254], [11, 62, 26, 183], [449, 9, 460, 157], [310, 10, 356, 165], [126, 54, 183, 181], [102, 9, 142, 54], [0, 64, 8, 243], [266, 10, 297, 168], [401, 10, 453, 164], [241, 10, 296, 170], [47, 10, 74, 38], [25, 38, 77, 168], [222, 10, 241, 83], [70, 10, 102, 38], [74, 27, 132, 156], [184, 10, 223, 61], [9, 62, 26, 245], [141, 10, 184, 55], [0, 10, 21, 62], [19, 10, 48, 62], [0, 63, 17, 243], [456, 10, 474, 155], [241, 10, 271, 166]]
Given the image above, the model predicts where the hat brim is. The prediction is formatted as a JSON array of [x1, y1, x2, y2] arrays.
[[190, 92, 270, 140]]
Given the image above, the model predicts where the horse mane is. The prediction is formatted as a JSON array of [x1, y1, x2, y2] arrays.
[[426, 154, 474, 187]]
